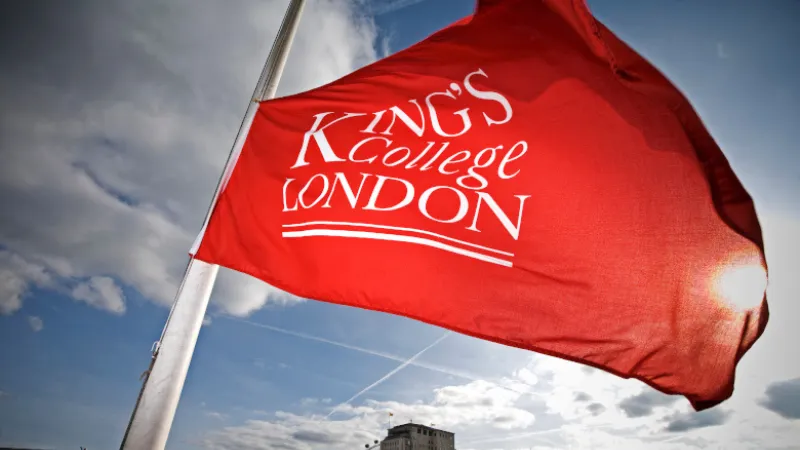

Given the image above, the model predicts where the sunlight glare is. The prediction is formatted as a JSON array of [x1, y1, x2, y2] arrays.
[[712, 258, 768, 311]]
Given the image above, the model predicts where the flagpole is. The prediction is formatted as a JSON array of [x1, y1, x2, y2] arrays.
[[119, 1, 306, 448]]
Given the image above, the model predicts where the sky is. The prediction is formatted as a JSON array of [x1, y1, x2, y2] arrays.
[[0, 0, 798, 449]]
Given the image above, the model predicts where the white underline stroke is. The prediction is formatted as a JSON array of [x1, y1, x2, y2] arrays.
[[283, 221, 513, 257], [282, 229, 513, 267]]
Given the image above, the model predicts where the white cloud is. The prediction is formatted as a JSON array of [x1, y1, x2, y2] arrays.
[[212, 271, 302, 317], [197, 346, 800, 449], [203, 377, 540, 450], [27, 315, 43, 332], [199, 354, 651, 450], [72, 276, 127, 315], [197, 356, 647, 450], [0, 267, 26, 315], [759, 378, 800, 419], [0, 250, 51, 315], [0, 0, 380, 317], [529, 354, 649, 424], [205, 411, 228, 421], [203, 414, 371, 450]]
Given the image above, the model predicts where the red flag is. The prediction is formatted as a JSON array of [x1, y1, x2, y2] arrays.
[[194, 0, 768, 410]]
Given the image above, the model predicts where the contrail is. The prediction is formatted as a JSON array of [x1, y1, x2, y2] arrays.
[[369, 0, 429, 16], [326, 331, 451, 419], [225, 316, 482, 382], [226, 317, 543, 398], [227, 317, 406, 362]]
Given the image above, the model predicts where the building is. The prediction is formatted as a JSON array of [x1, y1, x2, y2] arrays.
[[379, 423, 455, 450]]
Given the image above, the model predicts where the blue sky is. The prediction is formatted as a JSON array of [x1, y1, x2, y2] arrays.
[[0, 0, 798, 449]]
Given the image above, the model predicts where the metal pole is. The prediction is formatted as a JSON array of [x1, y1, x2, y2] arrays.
[[120, 2, 306, 448]]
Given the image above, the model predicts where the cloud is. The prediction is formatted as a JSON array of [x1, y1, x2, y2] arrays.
[[198, 351, 800, 450], [291, 430, 339, 444], [426, 380, 537, 429], [527, 354, 645, 423], [204, 414, 375, 450], [619, 389, 680, 418], [27, 315, 43, 332], [587, 403, 606, 416], [203, 377, 539, 450], [213, 271, 305, 317], [759, 378, 800, 419], [0, 0, 380, 317], [205, 411, 228, 421], [0, 275, 23, 315], [72, 276, 126, 315], [664, 408, 731, 432], [202, 354, 672, 450], [0, 250, 52, 315]]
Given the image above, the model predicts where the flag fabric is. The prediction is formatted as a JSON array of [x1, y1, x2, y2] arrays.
[[193, 0, 768, 410]]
